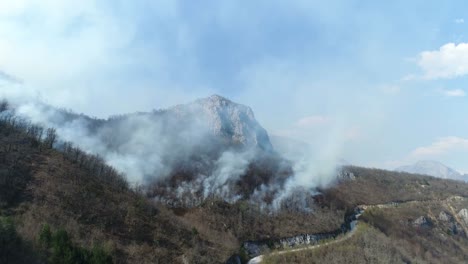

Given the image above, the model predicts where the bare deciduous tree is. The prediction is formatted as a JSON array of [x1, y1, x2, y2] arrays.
[[44, 128, 57, 149]]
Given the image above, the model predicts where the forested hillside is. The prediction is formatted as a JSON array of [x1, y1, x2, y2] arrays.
[[2, 100, 468, 264]]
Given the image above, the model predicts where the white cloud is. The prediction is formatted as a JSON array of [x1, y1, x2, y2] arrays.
[[409, 136, 468, 159], [0, 1, 130, 104], [0, 0, 205, 116], [414, 43, 468, 80], [382, 136, 468, 170], [438, 88, 466, 97], [455, 18, 465, 24]]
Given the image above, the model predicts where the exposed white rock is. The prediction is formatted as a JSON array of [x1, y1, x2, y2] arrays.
[[438, 211, 451, 222], [338, 171, 356, 181], [171, 95, 273, 151], [413, 216, 430, 227], [458, 208, 468, 225]]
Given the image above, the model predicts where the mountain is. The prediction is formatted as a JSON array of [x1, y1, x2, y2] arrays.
[[89, 94, 275, 155], [396, 160, 468, 181], [3, 99, 468, 263], [170, 94, 274, 152], [10, 95, 291, 205]]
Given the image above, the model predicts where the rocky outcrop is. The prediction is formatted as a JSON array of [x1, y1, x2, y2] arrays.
[[171, 94, 274, 152], [240, 207, 364, 259], [438, 211, 451, 222], [458, 209, 468, 225], [436, 209, 467, 235], [413, 216, 431, 227], [242, 232, 342, 258], [338, 170, 356, 181]]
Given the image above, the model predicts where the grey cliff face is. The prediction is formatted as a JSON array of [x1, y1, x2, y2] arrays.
[[412, 216, 431, 227], [171, 94, 274, 152], [458, 208, 468, 225], [439, 211, 451, 222]]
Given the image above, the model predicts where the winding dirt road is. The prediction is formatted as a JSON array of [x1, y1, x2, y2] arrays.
[[247, 227, 357, 264], [247, 196, 467, 264]]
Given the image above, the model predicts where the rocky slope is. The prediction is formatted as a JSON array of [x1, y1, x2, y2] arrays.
[[171, 95, 274, 152]]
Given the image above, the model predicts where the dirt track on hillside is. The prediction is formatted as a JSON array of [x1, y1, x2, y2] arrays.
[[247, 196, 468, 264]]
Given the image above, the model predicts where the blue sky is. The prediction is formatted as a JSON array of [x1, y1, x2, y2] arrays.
[[1, 0, 468, 172]]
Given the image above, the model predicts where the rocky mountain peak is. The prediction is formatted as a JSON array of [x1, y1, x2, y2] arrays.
[[172, 95, 273, 151], [194, 94, 255, 119]]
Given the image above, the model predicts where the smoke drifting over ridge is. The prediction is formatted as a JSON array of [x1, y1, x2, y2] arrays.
[[3, 95, 341, 209]]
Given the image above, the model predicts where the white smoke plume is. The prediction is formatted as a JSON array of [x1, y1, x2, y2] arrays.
[[3, 95, 343, 211]]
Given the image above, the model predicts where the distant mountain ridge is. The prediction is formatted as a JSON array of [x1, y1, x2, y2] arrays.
[[396, 160, 468, 182]]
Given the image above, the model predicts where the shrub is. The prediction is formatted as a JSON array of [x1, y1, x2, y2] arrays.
[[0, 217, 21, 262], [41, 227, 113, 264], [0, 216, 37, 263], [38, 224, 52, 249]]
